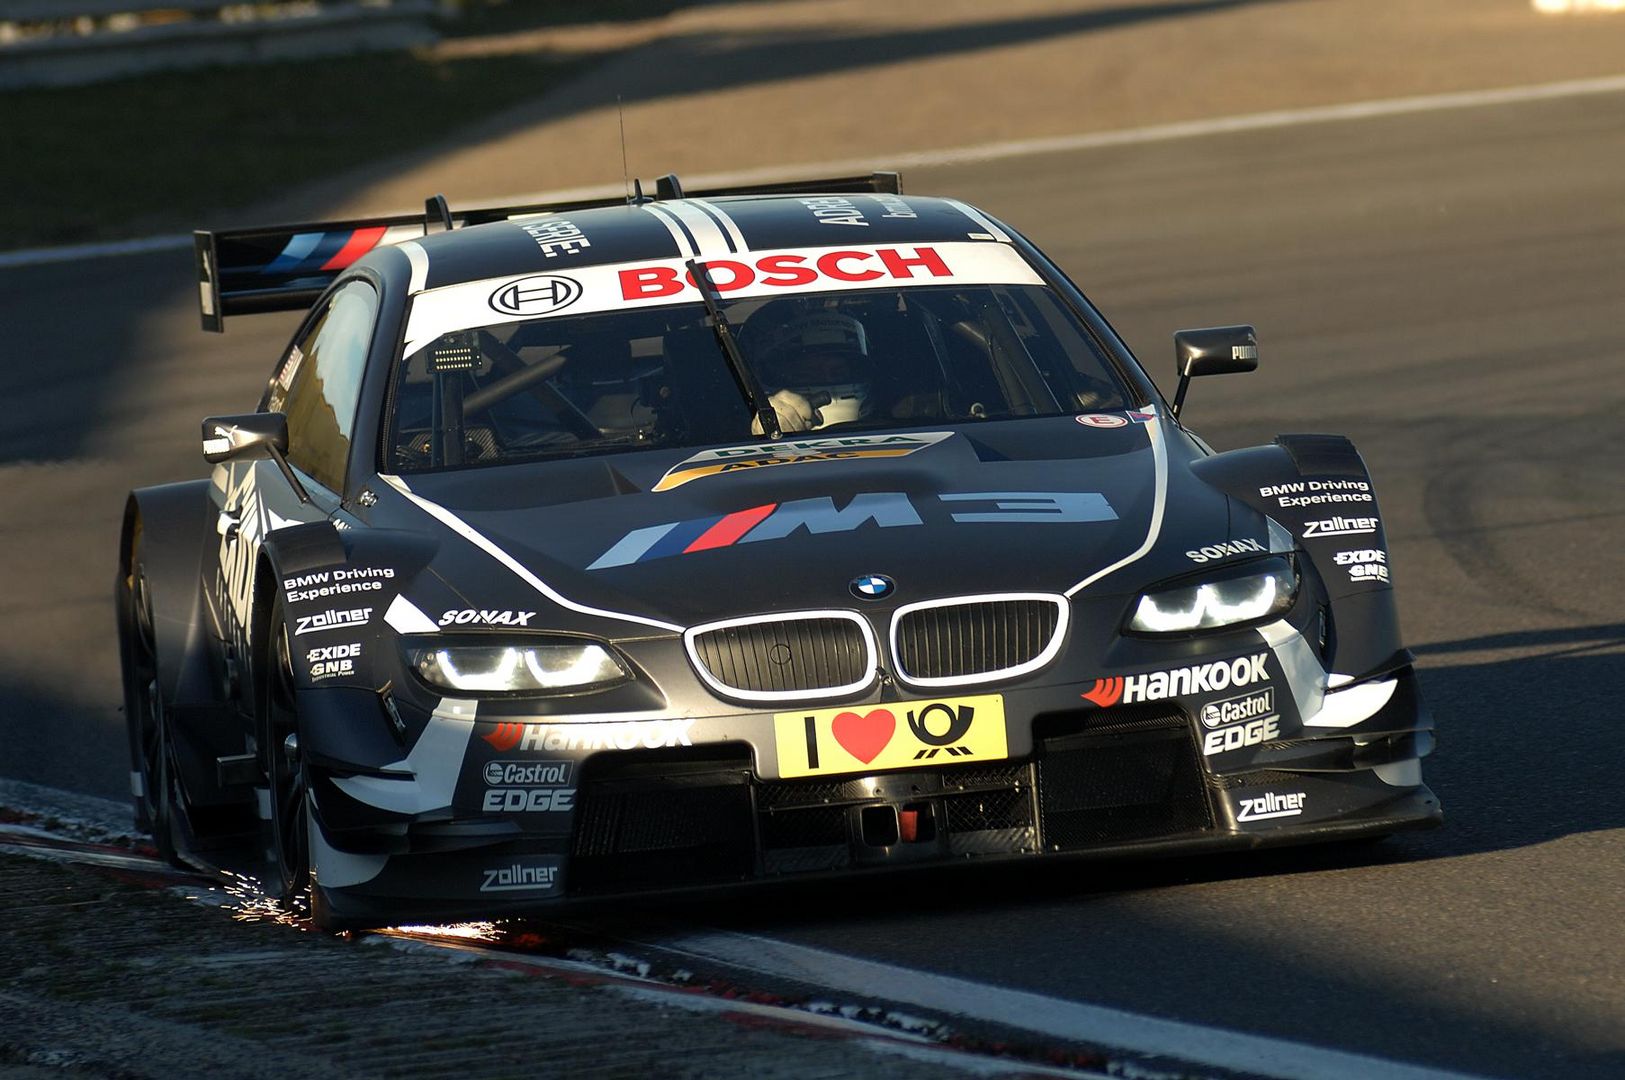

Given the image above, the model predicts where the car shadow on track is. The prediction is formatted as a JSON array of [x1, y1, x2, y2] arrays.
[[579, 623, 1625, 935], [554, 627, 1625, 1079], [1410, 622, 1625, 859]]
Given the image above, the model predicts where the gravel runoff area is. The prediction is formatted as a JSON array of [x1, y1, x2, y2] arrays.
[[0, 844, 1096, 1080]]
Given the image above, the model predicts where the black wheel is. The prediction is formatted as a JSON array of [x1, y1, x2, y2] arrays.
[[261, 598, 311, 908], [126, 558, 182, 866]]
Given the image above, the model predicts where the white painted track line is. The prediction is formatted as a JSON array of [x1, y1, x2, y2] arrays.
[[5, 71, 1625, 273], [0, 778, 134, 834], [1533, 0, 1625, 12], [658, 931, 1494, 1080]]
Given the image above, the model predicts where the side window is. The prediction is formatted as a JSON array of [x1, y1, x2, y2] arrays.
[[267, 279, 378, 493]]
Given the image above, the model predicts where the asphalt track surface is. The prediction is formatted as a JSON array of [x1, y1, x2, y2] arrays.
[[2, 88, 1624, 1078]]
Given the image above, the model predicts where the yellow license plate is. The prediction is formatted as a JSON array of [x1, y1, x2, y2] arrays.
[[773, 695, 1007, 779]]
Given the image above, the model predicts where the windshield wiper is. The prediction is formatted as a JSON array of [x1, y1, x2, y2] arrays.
[[686, 257, 780, 439]]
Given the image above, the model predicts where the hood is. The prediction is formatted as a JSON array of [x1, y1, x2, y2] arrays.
[[399, 416, 1230, 629]]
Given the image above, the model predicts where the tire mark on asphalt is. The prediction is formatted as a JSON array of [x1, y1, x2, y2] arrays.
[[1421, 421, 1595, 619]]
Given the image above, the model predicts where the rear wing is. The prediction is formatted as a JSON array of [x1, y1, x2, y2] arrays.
[[194, 212, 421, 332], [653, 171, 902, 200], [193, 173, 902, 332]]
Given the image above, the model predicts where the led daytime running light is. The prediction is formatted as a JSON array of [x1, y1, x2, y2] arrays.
[[1129, 558, 1297, 634], [410, 640, 626, 693]]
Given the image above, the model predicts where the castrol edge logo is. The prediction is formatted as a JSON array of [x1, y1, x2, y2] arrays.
[[1200, 687, 1275, 729], [403, 242, 1043, 353]]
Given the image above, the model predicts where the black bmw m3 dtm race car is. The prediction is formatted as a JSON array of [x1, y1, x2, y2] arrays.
[[118, 172, 1439, 928]]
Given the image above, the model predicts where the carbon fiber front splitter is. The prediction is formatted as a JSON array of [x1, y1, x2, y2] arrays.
[[310, 782, 1439, 929]]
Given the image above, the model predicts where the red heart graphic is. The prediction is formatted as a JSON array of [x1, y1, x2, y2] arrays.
[[831, 709, 895, 764]]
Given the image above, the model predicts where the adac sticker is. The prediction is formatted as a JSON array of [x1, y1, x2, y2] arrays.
[[774, 695, 1007, 779], [653, 431, 954, 492]]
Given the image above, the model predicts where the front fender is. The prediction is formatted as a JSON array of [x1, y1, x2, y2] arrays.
[[1193, 434, 1405, 680], [256, 523, 441, 694], [254, 523, 447, 773]]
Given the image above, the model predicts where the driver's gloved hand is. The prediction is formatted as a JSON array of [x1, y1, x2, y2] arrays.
[[751, 389, 817, 434]]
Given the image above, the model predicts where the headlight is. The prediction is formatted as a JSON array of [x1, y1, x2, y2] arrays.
[[408, 639, 628, 693], [1129, 556, 1297, 634]]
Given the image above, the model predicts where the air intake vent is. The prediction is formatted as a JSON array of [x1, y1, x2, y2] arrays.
[[1037, 709, 1213, 849], [686, 612, 875, 700], [892, 595, 1066, 685]]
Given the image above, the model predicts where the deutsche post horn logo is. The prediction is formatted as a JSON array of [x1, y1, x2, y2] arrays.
[[489, 275, 584, 317], [905, 703, 973, 746]]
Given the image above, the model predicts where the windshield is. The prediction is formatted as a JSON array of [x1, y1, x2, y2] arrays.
[[385, 284, 1129, 472]]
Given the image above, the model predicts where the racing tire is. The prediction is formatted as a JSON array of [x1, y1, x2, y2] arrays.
[[259, 595, 343, 930], [124, 545, 183, 867], [261, 597, 315, 913]]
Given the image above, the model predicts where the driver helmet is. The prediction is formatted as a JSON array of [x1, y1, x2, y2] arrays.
[[747, 308, 873, 425]]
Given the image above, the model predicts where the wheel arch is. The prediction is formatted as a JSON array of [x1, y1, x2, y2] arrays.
[[1191, 434, 1408, 680], [247, 520, 438, 696], [247, 522, 349, 744], [118, 481, 218, 709]]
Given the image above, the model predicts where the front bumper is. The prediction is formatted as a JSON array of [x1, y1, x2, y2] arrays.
[[304, 665, 1439, 928]]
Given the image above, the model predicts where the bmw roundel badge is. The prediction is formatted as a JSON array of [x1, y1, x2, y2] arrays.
[[850, 574, 895, 600]]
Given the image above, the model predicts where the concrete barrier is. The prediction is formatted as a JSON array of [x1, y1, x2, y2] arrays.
[[0, 1, 439, 88]]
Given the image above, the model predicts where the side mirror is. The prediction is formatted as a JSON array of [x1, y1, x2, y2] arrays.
[[1171, 325, 1257, 419], [202, 412, 288, 464], [201, 412, 309, 504]]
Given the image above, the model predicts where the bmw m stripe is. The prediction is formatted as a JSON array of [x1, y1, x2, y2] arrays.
[[262, 232, 323, 274], [586, 504, 779, 569], [262, 227, 392, 276], [323, 226, 389, 270], [686, 504, 776, 552]]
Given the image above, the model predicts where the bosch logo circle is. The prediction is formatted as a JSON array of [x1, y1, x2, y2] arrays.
[[850, 574, 894, 600], [489, 275, 583, 317]]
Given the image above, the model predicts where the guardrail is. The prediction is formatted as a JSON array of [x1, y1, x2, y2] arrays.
[[0, 1, 439, 89]]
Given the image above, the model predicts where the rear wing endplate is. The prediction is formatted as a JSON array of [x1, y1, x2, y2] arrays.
[[191, 193, 626, 333], [194, 212, 426, 332]]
